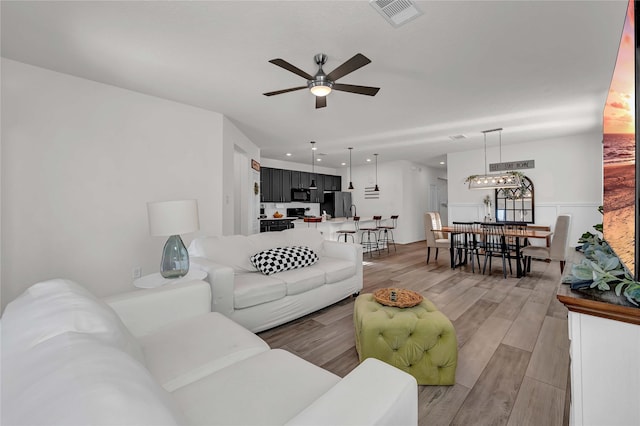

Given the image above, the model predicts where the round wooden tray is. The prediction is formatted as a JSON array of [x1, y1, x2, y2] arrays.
[[373, 288, 423, 308]]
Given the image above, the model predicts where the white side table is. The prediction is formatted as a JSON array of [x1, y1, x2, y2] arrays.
[[133, 270, 208, 289]]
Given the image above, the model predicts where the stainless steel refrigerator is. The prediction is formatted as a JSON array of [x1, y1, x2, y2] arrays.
[[321, 191, 352, 218]]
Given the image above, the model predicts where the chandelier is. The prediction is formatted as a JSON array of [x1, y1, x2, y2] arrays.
[[467, 128, 522, 190]]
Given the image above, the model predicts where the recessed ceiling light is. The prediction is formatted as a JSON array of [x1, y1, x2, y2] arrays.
[[341, 162, 346, 166], [286, 153, 292, 156], [449, 134, 467, 140], [366, 158, 371, 162], [440, 161, 445, 165], [317, 158, 322, 162]]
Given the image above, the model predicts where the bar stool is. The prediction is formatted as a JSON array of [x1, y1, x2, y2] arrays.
[[360, 216, 381, 257], [336, 216, 359, 243], [304, 217, 322, 228], [377, 215, 398, 253]]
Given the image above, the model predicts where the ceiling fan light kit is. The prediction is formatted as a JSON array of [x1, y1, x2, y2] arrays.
[[308, 81, 332, 97], [264, 53, 380, 109]]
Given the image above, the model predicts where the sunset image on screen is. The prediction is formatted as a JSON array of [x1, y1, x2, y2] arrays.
[[603, 0, 635, 276]]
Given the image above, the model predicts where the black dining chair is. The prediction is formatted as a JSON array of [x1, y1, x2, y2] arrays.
[[503, 222, 528, 274], [451, 221, 480, 273], [478, 223, 512, 279]]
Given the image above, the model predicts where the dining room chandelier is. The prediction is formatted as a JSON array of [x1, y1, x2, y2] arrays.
[[467, 128, 522, 190]]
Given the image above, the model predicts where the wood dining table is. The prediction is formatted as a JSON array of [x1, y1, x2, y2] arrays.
[[436, 225, 553, 278]]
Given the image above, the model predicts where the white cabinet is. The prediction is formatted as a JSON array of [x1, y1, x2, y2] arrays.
[[567, 311, 640, 425]]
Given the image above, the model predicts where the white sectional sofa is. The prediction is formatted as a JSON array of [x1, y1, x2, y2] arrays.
[[1, 278, 418, 426], [188, 228, 363, 332]]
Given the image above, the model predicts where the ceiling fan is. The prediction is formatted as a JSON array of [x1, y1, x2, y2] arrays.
[[263, 53, 380, 109]]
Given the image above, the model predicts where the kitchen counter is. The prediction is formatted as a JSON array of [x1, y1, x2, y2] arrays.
[[292, 216, 379, 241], [260, 217, 298, 221]]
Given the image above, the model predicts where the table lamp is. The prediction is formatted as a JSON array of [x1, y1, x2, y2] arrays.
[[147, 199, 200, 278]]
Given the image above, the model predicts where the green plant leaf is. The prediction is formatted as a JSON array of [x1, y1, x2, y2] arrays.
[[572, 264, 594, 280], [602, 255, 620, 271], [623, 286, 640, 306]]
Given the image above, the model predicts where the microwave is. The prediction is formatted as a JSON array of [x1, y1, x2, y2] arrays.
[[291, 188, 311, 202]]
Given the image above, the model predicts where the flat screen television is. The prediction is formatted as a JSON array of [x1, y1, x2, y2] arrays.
[[603, 0, 637, 278]]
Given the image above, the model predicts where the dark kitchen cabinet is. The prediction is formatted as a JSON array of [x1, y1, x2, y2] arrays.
[[261, 167, 341, 203], [281, 169, 292, 202], [290, 171, 301, 190], [260, 168, 272, 202], [299, 171, 311, 190], [326, 175, 341, 191], [270, 168, 283, 202]]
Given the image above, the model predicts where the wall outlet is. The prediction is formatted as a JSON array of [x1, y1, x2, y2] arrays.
[[132, 267, 142, 279]]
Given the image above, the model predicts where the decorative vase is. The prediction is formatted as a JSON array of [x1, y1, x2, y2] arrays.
[[160, 234, 189, 278]]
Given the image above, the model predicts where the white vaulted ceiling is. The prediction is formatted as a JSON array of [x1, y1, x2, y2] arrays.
[[1, 1, 628, 169]]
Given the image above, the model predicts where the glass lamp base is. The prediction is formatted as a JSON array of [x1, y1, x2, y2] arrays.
[[160, 234, 189, 279]]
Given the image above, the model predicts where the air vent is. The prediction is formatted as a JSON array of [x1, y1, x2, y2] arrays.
[[369, 0, 423, 28], [449, 134, 468, 141]]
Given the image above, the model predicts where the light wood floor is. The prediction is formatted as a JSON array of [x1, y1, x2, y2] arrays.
[[259, 241, 570, 426]]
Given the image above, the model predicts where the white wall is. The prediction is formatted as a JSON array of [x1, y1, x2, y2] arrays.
[[348, 160, 442, 244], [447, 132, 603, 245], [1, 59, 258, 307]]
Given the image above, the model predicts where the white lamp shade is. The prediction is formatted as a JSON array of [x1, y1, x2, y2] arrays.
[[147, 199, 199, 236]]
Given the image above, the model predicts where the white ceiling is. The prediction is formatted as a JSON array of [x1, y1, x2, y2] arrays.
[[1, 1, 628, 170]]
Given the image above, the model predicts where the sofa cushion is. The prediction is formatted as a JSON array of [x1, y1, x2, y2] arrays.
[[282, 228, 325, 254], [2, 332, 184, 426], [2, 279, 145, 365], [233, 273, 287, 309], [188, 235, 257, 273], [250, 246, 318, 276], [172, 349, 340, 426], [247, 231, 289, 252], [276, 266, 326, 296], [313, 256, 357, 284], [140, 312, 270, 392]]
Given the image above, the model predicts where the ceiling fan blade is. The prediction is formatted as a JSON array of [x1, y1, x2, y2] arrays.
[[263, 86, 307, 96], [326, 53, 371, 81], [269, 59, 313, 80], [333, 83, 380, 96], [316, 96, 327, 109]]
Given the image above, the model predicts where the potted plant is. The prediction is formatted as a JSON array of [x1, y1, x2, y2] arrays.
[[562, 206, 640, 306]]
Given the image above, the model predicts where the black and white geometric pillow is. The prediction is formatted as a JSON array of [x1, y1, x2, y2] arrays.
[[250, 246, 318, 276]]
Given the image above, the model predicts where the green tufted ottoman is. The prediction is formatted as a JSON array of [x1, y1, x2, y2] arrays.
[[353, 293, 458, 385]]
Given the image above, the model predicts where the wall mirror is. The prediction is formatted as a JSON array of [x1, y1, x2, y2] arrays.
[[494, 175, 534, 223]]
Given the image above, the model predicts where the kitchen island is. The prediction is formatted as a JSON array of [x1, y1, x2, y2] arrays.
[[292, 216, 379, 241]]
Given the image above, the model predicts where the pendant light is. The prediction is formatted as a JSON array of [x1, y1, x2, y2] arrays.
[[467, 128, 522, 190], [309, 141, 317, 189], [347, 147, 354, 190], [373, 153, 380, 192]]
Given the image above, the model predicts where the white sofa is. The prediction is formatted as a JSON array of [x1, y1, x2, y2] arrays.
[[1, 278, 418, 426], [188, 228, 363, 332]]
